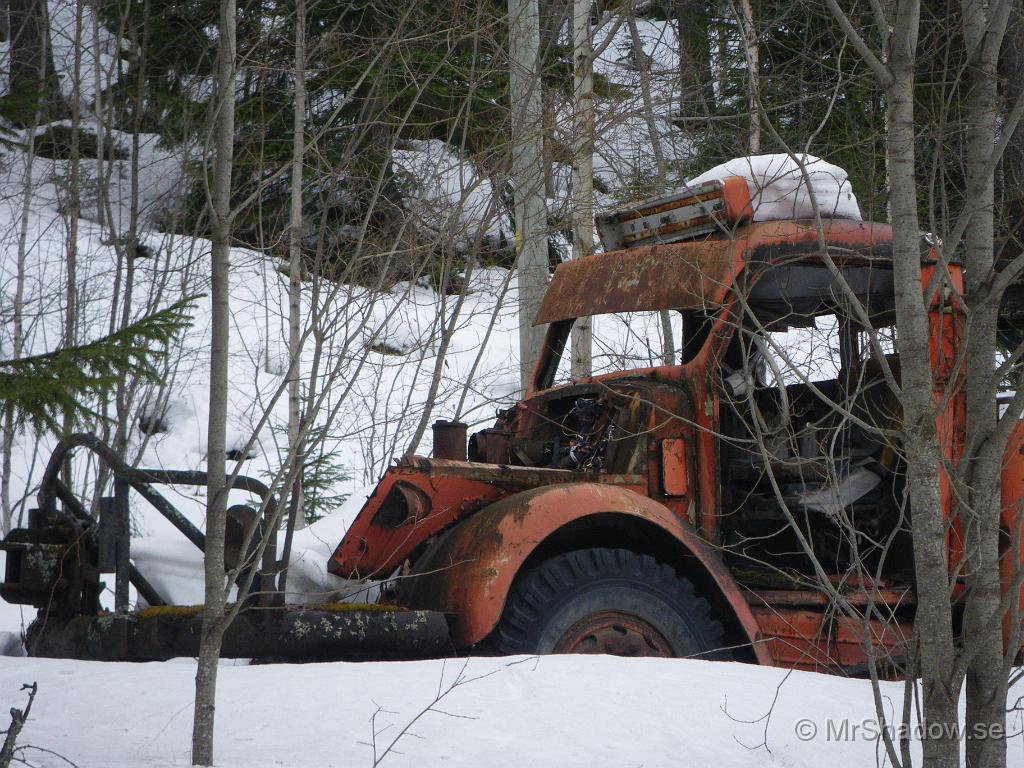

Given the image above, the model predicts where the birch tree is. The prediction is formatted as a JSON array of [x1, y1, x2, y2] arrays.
[[191, 0, 236, 762], [509, 0, 548, 393], [284, 0, 307, 541], [570, 0, 594, 378], [953, 2, 1020, 766]]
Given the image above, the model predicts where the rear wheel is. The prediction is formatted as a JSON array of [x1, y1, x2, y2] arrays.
[[487, 547, 727, 658]]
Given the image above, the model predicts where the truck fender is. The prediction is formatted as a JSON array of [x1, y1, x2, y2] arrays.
[[398, 482, 770, 663]]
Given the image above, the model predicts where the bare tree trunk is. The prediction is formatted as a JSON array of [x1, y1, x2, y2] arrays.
[[627, 13, 676, 366], [0, 120, 37, 534], [114, 0, 151, 467], [885, 7, 960, 765], [192, 0, 236, 763], [570, 0, 593, 379], [737, 0, 760, 153], [60, 0, 83, 488], [1000, 7, 1024, 253], [673, 0, 715, 121], [960, 4, 1012, 767], [404, 252, 479, 458], [286, 0, 307, 539], [628, 16, 666, 182], [509, 0, 548, 393]]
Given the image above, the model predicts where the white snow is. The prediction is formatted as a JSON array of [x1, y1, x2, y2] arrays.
[[686, 154, 862, 222], [391, 140, 510, 250], [0, 144, 681, 615], [130, 486, 381, 606], [47, 0, 124, 106], [0, 653, 1022, 767]]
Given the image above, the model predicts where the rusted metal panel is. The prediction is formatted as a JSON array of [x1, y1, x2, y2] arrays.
[[535, 240, 738, 324], [595, 177, 753, 250], [397, 482, 772, 664], [536, 219, 898, 325], [1000, 421, 1024, 656], [432, 420, 468, 461], [329, 458, 646, 579], [751, 606, 912, 674], [659, 438, 688, 496], [747, 588, 915, 608]]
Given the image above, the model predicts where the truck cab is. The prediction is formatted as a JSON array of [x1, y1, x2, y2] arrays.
[[330, 216, 953, 672]]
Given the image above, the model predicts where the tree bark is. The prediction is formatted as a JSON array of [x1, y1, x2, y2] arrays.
[[627, 14, 676, 367], [60, 0, 83, 489], [885, 7, 960, 765], [737, 0, 760, 153], [960, 3, 1011, 766], [0, 86, 39, 534], [286, 0, 307, 538], [509, 0, 548, 393], [191, 0, 236, 763], [570, 0, 594, 379]]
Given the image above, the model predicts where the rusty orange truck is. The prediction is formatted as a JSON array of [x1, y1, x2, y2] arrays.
[[5, 178, 1023, 674]]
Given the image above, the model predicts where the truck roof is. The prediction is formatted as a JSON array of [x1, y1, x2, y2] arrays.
[[535, 219, 896, 325]]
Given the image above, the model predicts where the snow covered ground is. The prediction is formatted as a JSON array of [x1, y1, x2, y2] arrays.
[[1, 651, 1021, 768]]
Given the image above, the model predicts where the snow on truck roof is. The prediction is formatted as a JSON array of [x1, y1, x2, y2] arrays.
[[535, 219, 896, 325]]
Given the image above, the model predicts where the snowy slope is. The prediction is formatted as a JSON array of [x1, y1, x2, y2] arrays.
[[4, 653, 1022, 768]]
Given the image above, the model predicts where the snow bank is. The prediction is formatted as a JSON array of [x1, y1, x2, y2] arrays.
[[687, 154, 862, 222], [1, 653, 1022, 767]]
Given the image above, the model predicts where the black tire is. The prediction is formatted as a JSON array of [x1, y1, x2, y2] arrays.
[[487, 547, 728, 658]]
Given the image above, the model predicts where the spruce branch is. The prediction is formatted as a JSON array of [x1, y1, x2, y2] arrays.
[[0, 297, 199, 431]]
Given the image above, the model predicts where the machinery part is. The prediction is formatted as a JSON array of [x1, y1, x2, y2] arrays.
[[26, 605, 451, 662], [14, 433, 281, 612], [486, 548, 727, 657], [595, 176, 752, 250], [432, 420, 468, 461], [371, 482, 432, 529], [0, 515, 98, 614], [224, 504, 262, 570]]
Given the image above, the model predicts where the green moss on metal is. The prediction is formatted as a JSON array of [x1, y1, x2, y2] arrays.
[[136, 605, 203, 619]]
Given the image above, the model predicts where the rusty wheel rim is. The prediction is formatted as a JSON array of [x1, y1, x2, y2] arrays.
[[553, 610, 674, 656]]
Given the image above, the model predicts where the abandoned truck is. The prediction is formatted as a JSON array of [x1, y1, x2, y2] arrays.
[[4, 176, 1024, 674]]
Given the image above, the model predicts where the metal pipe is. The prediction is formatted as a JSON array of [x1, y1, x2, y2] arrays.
[[432, 421, 468, 461]]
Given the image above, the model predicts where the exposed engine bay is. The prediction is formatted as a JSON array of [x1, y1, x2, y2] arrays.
[[470, 387, 650, 476]]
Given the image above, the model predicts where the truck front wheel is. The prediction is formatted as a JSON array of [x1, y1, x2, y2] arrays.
[[487, 548, 727, 658]]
